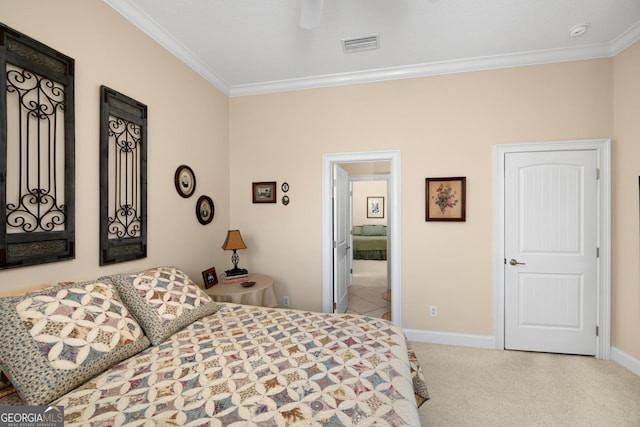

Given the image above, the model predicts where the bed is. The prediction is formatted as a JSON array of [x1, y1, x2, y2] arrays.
[[0, 266, 428, 425], [353, 225, 387, 260]]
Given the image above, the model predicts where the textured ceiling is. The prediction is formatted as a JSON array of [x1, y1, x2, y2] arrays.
[[105, 0, 640, 96]]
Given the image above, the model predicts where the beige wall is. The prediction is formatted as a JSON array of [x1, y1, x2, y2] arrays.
[[229, 59, 617, 347], [3, 1, 639, 363], [353, 181, 387, 225], [613, 41, 640, 360], [1, 0, 230, 289]]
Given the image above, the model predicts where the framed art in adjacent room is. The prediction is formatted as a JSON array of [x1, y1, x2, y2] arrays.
[[367, 196, 384, 218], [425, 177, 466, 221], [252, 181, 277, 203], [202, 267, 218, 288]]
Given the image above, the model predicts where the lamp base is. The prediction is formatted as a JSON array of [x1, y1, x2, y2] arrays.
[[225, 267, 248, 277]]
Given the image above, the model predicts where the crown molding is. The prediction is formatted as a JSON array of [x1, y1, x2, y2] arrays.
[[103, 0, 232, 96], [229, 43, 615, 97], [611, 19, 640, 55]]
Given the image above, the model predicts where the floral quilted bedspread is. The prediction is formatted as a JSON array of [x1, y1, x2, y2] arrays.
[[53, 303, 427, 426]]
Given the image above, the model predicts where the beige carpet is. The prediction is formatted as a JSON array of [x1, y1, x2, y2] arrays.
[[411, 342, 640, 426]]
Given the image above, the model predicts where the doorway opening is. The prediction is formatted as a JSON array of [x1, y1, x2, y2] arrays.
[[321, 150, 402, 326], [349, 177, 389, 319]]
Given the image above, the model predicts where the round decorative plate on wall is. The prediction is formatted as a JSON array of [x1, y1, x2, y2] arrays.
[[196, 195, 214, 225], [175, 165, 196, 198]]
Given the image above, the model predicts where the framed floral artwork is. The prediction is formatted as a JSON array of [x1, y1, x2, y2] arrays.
[[425, 177, 466, 221]]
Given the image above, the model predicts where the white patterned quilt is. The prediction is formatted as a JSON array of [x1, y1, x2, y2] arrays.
[[51, 303, 424, 426]]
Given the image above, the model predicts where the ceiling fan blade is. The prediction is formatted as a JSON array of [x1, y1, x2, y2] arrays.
[[300, 0, 324, 29]]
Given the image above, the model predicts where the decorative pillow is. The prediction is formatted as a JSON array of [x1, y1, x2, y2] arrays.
[[0, 281, 150, 405], [362, 224, 387, 236], [108, 266, 220, 346], [353, 225, 363, 236]]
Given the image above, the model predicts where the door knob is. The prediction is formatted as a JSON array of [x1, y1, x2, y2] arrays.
[[509, 259, 525, 266]]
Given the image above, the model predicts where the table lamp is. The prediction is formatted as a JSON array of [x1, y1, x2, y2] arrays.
[[222, 230, 248, 277]]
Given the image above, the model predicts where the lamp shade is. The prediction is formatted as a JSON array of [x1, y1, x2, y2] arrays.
[[222, 230, 247, 251]]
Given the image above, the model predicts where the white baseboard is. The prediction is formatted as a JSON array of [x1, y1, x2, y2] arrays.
[[404, 329, 640, 378], [611, 347, 640, 377], [403, 328, 496, 350]]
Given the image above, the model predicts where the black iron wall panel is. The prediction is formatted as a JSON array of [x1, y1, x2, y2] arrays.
[[99, 85, 147, 265], [0, 23, 75, 269]]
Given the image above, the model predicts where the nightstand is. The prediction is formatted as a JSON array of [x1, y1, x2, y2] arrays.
[[205, 273, 277, 308]]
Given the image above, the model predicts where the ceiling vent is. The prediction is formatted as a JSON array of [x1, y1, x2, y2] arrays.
[[342, 35, 379, 53]]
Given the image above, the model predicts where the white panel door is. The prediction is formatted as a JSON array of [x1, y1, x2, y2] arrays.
[[505, 150, 598, 355], [333, 164, 349, 313]]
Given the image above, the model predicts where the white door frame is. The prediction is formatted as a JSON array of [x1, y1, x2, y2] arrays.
[[322, 150, 402, 326], [493, 139, 611, 359]]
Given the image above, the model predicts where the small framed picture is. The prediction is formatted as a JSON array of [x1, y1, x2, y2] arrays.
[[426, 177, 466, 222], [196, 195, 215, 225], [367, 196, 384, 218], [202, 267, 218, 288], [175, 165, 196, 198], [252, 181, 277, 203]]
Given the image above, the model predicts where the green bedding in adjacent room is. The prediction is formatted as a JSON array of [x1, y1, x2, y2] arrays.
[[353, 224, 387, 260]]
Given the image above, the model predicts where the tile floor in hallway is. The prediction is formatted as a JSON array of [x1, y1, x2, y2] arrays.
[[346, 260, 389, 319], [346, 284, 390, 319]]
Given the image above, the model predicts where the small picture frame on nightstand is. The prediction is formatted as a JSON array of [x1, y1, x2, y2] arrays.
[[202, 267, 218, 288]]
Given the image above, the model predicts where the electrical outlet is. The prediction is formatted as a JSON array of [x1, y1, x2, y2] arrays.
[[283, 296, 290, 307], [430, 305, 438, 317]]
